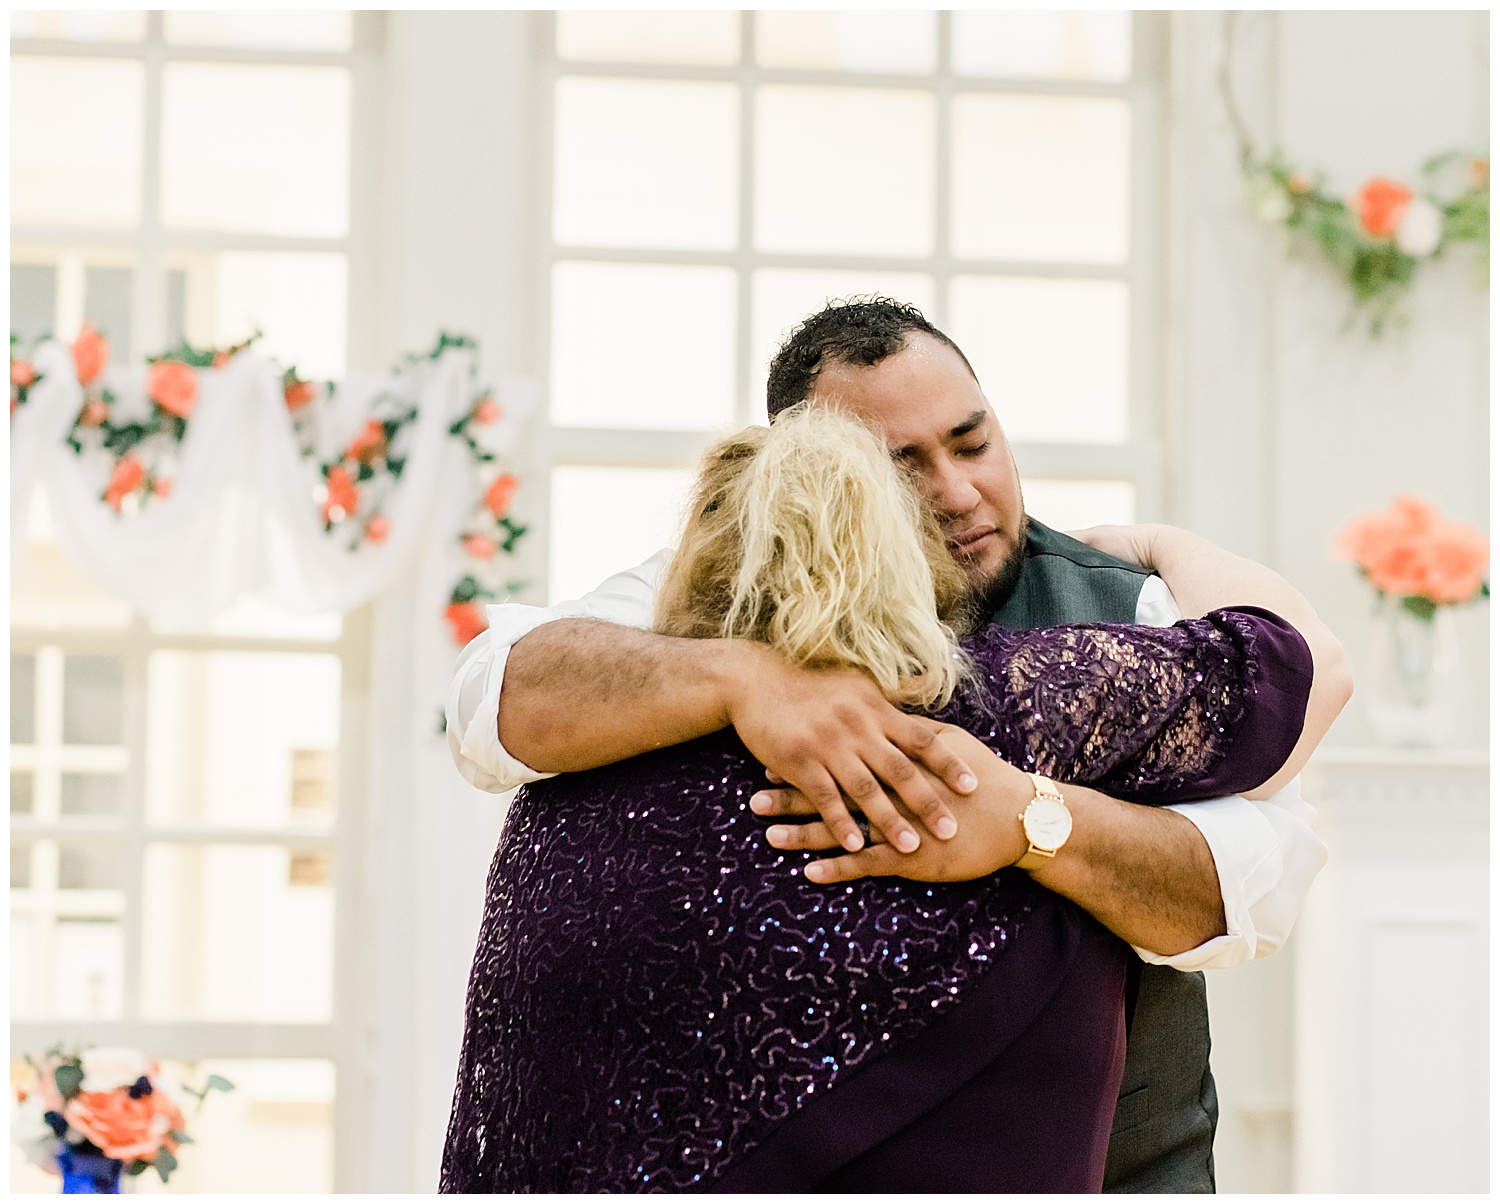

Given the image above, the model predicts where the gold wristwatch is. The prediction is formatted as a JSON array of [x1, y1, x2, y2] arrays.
[[1015, 773, 1072, 871]]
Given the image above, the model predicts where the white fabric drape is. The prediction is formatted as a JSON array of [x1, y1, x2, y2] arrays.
[[11, 344, 531, 627]]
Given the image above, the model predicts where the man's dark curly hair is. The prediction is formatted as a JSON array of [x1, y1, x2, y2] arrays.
[[765, 296, 977, 420]]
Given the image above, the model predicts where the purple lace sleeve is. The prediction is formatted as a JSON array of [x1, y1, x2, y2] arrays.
[[942, 606, 1313, 804]]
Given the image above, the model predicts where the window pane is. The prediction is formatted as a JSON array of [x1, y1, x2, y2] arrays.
[[84, 265, 133, 363], [756, 87, 933, 256], [58, 843, 123, 889], [10, 263, 56, 345], [150, 1059, 335, 1192], [53, 918, 124, 1019], [1021, 479, 1136, 533], [63, 654, 124, 745], [550, 467, 695, 604], [11, 56, 143, 227], [550, 261, 736, 430], [11, 842, 31, 887], [141, 844, 334, 1022], [162, 63, 350, 238], [146, 651, 340, 829], [12, 772, 35, 816], [11, 10, 146, 41], [756, 12, 937, 73], [11, 653, 36, 744], [949, 276, 1128, 444], [750, 268, 935, 420], [165, 10, 352, 52], [952, 12, 1131, 82], [173, 251, 348, 378], [554, 77, 738, 250], [557, 12, 739, 65], [952, 94, 1129, 264], [60, 773, 123, 817]]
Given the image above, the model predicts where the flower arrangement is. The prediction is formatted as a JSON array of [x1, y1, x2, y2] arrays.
[[1221, 14, 1489, 335], [11, 335, 44, 413], [1333, 494, 1489, 620], [12, 1047, 232, 1189]]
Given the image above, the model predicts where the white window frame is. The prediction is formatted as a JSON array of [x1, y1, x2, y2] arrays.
[[526, 10, 1167, 603], [9, 12, 385, 1190]]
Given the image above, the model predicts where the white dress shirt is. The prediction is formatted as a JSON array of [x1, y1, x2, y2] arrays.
[[447, 550, 1328, 970]]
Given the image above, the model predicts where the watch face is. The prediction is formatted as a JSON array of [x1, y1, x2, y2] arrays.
[[1023, 796, 1073, 851]]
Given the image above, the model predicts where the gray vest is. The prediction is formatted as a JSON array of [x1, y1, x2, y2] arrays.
[[991, 519, 1217, 1194]]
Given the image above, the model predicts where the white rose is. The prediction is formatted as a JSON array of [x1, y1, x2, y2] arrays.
[[79, 1047, 153, 1093], [11, 1096, 61, 1173], [1248, 176, 1292, 224], [1395, 197, 1443, 257]]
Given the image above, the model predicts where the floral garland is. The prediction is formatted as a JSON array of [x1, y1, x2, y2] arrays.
[[10, 326, 529, 645], [1220, 13, 1489, 335]]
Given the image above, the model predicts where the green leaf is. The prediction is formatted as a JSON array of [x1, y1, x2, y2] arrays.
[[155, 1147, 178, 1182], [127, 1160, 151, 1176], [205, 1074, 235, 1094], [1400, 594, 1439, 621], [167, 1129, 193, 1144], [54, 1063, 84, 1099]]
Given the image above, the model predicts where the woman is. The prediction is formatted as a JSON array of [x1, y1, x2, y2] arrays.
[[441, 407, 1331, 1193]]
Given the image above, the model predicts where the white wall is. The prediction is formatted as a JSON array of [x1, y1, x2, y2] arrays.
[[1167, 11, 1489, 1192]]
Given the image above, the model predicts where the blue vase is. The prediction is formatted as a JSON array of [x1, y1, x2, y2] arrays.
[[57, 1150, 123, 1194]]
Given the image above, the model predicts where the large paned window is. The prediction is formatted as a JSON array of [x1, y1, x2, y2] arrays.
[[539, 11, 1164, 600], [9, 11, 374, 1193]]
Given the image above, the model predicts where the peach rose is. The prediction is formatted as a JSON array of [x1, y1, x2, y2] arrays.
[[152, 477, 173, 501], [322, 465, 360, 525], [104, 458, 146, 512], [80, 400, 109, 428], [72, 325, 110, 386], [365, 514, 390, 543], [484, 473, 519, 519], [1288, 172, 1312, 195], [471, 396, 503, 425], [284, 379, 318, 411], [64, 1088, 184, 1163], [1333, 494, 1488, 604], [347, 419, 386, 464], [211, 351, 231, 370], [147, 361, 199, 419], [1351, 176, 1412, 240], [445, 601, 488, 646], [10, 359, 37, 388], [461, 533, 497, 560]]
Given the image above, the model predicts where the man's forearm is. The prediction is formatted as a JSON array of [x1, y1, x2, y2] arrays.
[[498, 618, 747, 773], [1027, 783, 1227, 956]]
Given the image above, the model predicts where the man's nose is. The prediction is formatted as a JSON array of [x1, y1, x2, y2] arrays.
[[921, 462, 981, 519]]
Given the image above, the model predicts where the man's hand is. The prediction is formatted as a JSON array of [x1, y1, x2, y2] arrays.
[[1067, 522, 1163, 570], [727, 651, 979, 855], [752, 725, 1027, 880]]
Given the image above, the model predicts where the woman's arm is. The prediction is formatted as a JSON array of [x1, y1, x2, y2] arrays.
[[1071, 523, 1353, 798]]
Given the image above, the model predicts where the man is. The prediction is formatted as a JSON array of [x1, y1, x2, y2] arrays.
[[448, 298, 1340, 1191]]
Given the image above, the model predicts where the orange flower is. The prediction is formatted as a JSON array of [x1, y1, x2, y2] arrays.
[[211, 351, 231, 370], [1351, 176, 1412, 239], [1333, 494, 1489, 605], [347, 419, 387, 464], [322, 465, 360, 525], [484, 473, 519, 518], [284, 379, 318, 411], [1470, 159, 1489, 188], [10, 359, 37, 388], [147, 361, 199, 419], [64, 1088, 184, 1163], [471, 396, 503, 425], [104, 458, 146, 512], [365, 514, 390, 543], [461, 533, 497, 560], [445, 601, 488, 646], [1288, 172, 1312, 195], [72, 324, 110, 386], [79, 400, 109, 428], [152, 477, 173, 500]]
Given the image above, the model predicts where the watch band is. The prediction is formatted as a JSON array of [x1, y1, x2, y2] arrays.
[[1015, 773, 1068, 872]]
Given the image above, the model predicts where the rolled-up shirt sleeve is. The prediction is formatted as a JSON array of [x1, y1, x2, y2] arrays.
[[445, 550, 669, 793], [1129, 574, 1328, 970]]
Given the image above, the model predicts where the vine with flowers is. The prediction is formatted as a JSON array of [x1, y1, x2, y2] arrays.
[[10, 325, 530, 646], [1220, 13, 1489, 335]]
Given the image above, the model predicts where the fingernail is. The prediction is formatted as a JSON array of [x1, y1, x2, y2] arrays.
[[806, 863, 828, 882], [936, 816, 958, 839], [957, 773, 978, 792], [895, 830, 920, 853], [749, 793, 770, 813], [843, 831, 864, 852], [768, 825, 789, 844]]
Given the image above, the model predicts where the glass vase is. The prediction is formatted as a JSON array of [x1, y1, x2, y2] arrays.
[[1366, 595, 1452, 747], [57, 1150, 123, 1194]]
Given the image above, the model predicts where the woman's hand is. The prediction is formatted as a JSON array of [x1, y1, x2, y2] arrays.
[[752, 724, 1032, 883]]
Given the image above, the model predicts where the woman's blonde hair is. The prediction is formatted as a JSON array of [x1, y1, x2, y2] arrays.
[[655, 404, 974, 711]]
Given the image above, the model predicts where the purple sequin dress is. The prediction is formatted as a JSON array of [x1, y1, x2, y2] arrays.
[[440, 607, 1312, 1193]]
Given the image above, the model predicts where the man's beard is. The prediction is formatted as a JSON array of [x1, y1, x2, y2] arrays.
[[971, 513, 1029, 618]]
